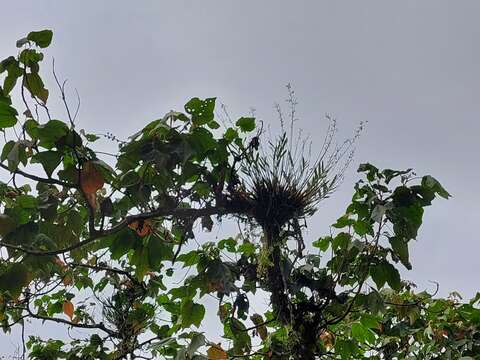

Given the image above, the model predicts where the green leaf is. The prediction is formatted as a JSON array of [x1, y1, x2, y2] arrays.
[[26, 120, 69, 149], [332, 232, 351, 251], [1, 57, 22, 95], [16, 37, 29, 48], [184, 97, 216, 126], [351, 322, 375, 344], [313, 237, 330, 252], [27, 30, 53, 48], [110, 229, 136, 259], [371, 262, 401, 290], [421, 175, 451, 199], [17, 195, 37, 209], [147, 236, 173, 268], [353, 220, 372, 236], [389, 236, 411, 270], [2, 140, 29, 170], [0, 262, 29, 298], [384, 263, 402, 291], [176, 251, 200, 267], [235, 117, 255, 132], [332, 215, 355, 229], [131, 246, 150, 279], [360, 314, 381, 330], [19, 49, 44, 66], [335, 339, 358, 359], [370, 263, 387, 289], [1, 141, 15, 162], [24, 73, 49, 103], [229, 318, 252, 354], [366, 291, 385, 314], [357, 163, 379, 181], [0, 102, 18, 128], [31, 151, 62, 177], [382, 168, 413, 184], [389, 204, 424, 240], [186, 333, 205, 357], [224, 127, 238, 142], [238, 242, 255, 256], [207, 120, 220, 129], [181, 300, 205, 328], [0, 214, 16, 237], [189, 128, 216, 156]]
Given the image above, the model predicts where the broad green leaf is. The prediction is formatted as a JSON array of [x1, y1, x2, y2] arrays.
[[27, 30, 53, 48], [359, 314, 381, 330], [422, 175, 451, 199], [16, 37, 29, 48], [0, 262, 29, 298], [110, 229, 136, 259], [184, 97, 216, 125], [389, 204, 423, 240], [1, 57, 22, 95], [176, 250, 200, 267], [181, 300, 205, 328], [147, 235, 173, 268], [2, 140, 29, 171], [31, 151, 62, 177], [186, 333, 205, 357], [335, 339, 358, 359], [0, 214, 16, 237], [370, 263, 388, 289], [131, 246, 150, 279], [389, 236, 411, 270], [24, 73, 49, 103], [0, 102, 18, 128], [25, 119, 69, 149], [353, 220, 371, 236], [223, 128, 238, 142], [332, 215, 355, 229], [332, 232, 351, 251], [229, 318, 252, 354], [189, 128, 216, 155], [1, 141, 15, 163], [235, 117, 255, 132], [351, 322, 375, 344], [371, 262, 402, 291], [357, 163, 379, 181]]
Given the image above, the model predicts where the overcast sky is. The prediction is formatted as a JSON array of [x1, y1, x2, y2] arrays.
[[1, 0, 480, 355]]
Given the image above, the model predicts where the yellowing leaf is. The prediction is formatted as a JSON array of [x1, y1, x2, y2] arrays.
[[207, 344, 227, 360], [80, 161, 104, 194], [85, 192, 97, 210], [217, 304, 230, 322], [319, 330, 335, 350], [62, 275, 73, 286], [53, 257, 66, 268], [250, 313, 268, 341], [128, 219, 153, 237], [62, 300, 74, 320]]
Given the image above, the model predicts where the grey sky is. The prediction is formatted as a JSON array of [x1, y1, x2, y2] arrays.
[[1, 0, 479, 355]]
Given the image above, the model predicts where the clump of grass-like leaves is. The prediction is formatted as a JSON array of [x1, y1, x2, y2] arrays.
[[238, 85, 364, 240]]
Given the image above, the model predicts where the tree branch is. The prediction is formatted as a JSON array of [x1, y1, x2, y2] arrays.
[[20, 305, 116, 336], [0, 205, 236, 256], [0, 162, 76, 188]]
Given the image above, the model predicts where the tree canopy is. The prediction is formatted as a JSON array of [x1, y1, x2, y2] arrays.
[[0, 30, 479, 360]]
